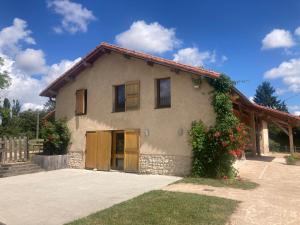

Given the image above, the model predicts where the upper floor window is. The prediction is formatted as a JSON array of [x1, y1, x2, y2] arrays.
[[75, 89, 87, 115], [115, 84, 125, 112], [113, 81, 140, 112], [156, 78, 170, 108]]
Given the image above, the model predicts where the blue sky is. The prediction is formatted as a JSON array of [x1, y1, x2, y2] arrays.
[[1, 0, 300, 114]]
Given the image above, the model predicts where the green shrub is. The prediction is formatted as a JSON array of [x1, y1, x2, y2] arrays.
[[41, 119, 70, 155], [189, 75, 250, 179], [286, 155, 297, 165]]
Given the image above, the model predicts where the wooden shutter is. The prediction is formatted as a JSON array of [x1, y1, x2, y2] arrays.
[[85, 131, 97, 169], [75, 89, 87, 115], [96, 131, 112, 171], [125, 81, 140, 111], [124, 130, 139, 172]]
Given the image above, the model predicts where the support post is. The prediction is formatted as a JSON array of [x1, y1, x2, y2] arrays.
[[288, 125, 294, 153], [250, 112, 257, 156], [260, 120, 269, 155]]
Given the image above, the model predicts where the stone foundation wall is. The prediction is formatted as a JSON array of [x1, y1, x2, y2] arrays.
[[68, 151, 85, 169], [139, 154, 192, 176]]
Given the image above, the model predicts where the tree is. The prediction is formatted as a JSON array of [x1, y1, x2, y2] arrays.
[[12, 99, 21, 117], [0, 57, 11, 90], [254, 81, 288, 112], [1, 98, 11, 126], [43, 98, 56, 113]]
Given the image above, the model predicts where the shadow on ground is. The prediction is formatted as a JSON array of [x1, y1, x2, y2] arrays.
[[245, 155, 275, 162]]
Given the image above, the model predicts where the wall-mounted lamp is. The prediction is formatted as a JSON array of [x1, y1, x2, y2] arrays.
[[191, 77, 202, 88], [177, 128, 184, 136], [144, 129, 150, 137]]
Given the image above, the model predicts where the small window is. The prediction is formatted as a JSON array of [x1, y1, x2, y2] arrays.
[[156, 78, 171, 108], [115, 85, 125, 112], [75, 89, 87, 115]]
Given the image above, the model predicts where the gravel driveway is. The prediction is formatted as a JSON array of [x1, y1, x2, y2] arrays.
[[164, 154, 300, 225], [0, 169, 180, 225]]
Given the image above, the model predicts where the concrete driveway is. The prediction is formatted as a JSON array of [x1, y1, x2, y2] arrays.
[[0, 169, 180, 225]]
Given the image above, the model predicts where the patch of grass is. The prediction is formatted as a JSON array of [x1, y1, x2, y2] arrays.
[[176, 177, 258, 190], [65, 190, 238, 225]]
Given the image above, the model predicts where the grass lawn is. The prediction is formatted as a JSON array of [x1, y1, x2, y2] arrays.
[[176, 177, 258, 190], [66, 190, 238, 225]]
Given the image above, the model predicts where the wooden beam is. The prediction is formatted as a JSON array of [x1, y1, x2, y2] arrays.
[[288, 125, 294, 153], [64, 76, 75, 82], [270, 120, 289, 135], [146, 61, 154, 66], [170, 68, 180, 74], [123, 54, 131, 59], [82, 61, 92, 67]]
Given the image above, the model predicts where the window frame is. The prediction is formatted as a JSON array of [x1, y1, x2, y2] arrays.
[[156, 77, 171, 109]]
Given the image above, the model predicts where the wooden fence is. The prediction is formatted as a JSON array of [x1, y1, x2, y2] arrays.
[[28, 139, 44, 154], [0, 137, 29, 164]]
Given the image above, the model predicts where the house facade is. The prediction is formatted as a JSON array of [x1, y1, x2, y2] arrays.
[[41, 43, 300, 176]]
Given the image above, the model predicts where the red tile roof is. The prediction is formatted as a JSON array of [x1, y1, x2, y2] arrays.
[[40, 42, 300, 124]]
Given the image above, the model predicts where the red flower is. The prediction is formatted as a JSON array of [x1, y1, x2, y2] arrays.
[[222, 141, 228, 147], [214, 131, 221, 138], [228, 150, 236, 156]]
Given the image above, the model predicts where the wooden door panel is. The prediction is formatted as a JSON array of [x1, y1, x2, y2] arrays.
[[124, 130, 139, 172], [85, 132, 97, 169], [96, 131, 112, 171]]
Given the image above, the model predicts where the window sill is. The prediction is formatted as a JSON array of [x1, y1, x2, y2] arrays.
[[155, 106, 171, 109]]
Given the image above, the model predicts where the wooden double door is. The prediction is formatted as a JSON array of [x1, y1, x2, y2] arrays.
[[85, 130, 139, 172]]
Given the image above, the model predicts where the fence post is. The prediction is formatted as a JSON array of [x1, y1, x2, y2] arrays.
[[3, 136, 7, 163], [25, 136, 29, 161], [0, 137, 2, 164]]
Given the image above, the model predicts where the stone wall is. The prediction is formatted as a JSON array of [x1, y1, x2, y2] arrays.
[[68, 151, 85, 168], [139, 154, 192, 176], [67, 152, 192, 176]]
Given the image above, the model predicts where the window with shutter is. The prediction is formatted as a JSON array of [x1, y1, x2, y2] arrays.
[[75, 89, 87, 115], [125, 81, 140, 111]]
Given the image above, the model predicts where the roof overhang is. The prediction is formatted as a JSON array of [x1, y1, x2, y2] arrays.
[[40, 42, 220, 97]]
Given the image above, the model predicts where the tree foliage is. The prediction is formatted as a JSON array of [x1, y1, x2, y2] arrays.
[[253, 81, 288, 112], [0, 57, 11, 90], [190, 75, 250, 178]]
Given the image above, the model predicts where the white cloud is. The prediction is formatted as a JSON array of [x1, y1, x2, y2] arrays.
[[0, 18, 35, 55], [173, 47, 216, 67], [295, 27, 300, 36], [48, 0, 96, 34], [221, 55, 228, 63], [249, 96, 254, 103], [0, 54, 80, 111], [115, 20, 180, 54], [264, 58, 300, 92], [44, 57, 81, 84], [0, 18, 81, 111], [15, 48, 47, 75], [262, 29, 295, 50], [294, 111, 300, 116]]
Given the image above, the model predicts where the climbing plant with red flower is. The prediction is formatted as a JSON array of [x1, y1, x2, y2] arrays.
[[190, 74, 250, 178]]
